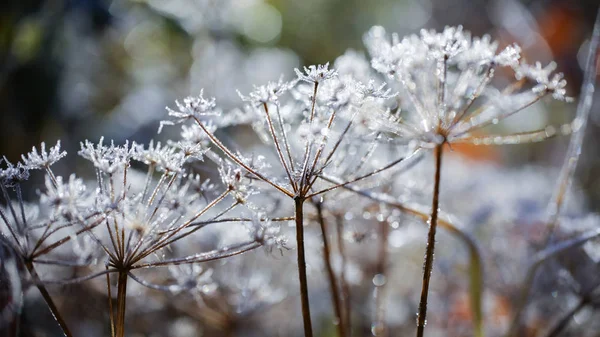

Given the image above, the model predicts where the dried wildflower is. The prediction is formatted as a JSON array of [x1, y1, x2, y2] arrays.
[[168, 264, 216, 294], [39, 174, 88, 221], [363, 26, 573, 147], [237, 76, 295, 106], [21, 141, 67, 170], [295, 63, 338, 84], [245, 212, 288, 254], [78, 137, 134, 174], [0, 159, 29, 187], [159, 90, 220, 133]]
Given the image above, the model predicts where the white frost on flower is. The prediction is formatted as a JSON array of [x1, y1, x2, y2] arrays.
[[0, 158, 29, 187], [168, 264, 216, 294], [237, 76, 295, 106], [159, 90, 220, 133], [245, 211, 288, 254], [21, 141, 67, 170], [78, 138, 134, 174], [294, 63, 338, 84], [133, 141, 186, 173], [39, 174, 88, 220], [514, 61, 572, 102]]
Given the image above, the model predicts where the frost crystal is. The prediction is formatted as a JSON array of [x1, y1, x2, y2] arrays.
[[78, 138, 135, 174], [294, 63, 338, 83], [21, 141, 67, 170], [159, 90, 220, 133], [237, 76, 295, 105], [0, 159, 29, 187]]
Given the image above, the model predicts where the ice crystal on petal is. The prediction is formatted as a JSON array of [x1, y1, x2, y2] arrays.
[[21, 140, 67, 170], [78, 138, 134, 174], [237, 76, 295, 106], [294, 63, 338, 83], [168, 264, 216, 294], [420, 25, 468, 58], [354, 80, 396, 101], [245, 212, 288, 254], [159, 90, 220, 133], [514, 61, 572, 101], [494, 44, 521, 67], [133, 141, 186, 173], [40, 174, 88, 220], [0, 158, 29, 187]]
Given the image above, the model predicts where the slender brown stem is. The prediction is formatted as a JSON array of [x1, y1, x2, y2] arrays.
[[25, 261, 73, 337], [335, 214, 352, 336], [416, 143, 444, 337], [295, 197, 313, 337], [314, 200, 345, 337], [373, 218, 389, 337], [106, 267, 115, 337], [115, 271, 128, 337]]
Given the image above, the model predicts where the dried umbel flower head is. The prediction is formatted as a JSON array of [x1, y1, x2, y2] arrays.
[[363, 25, 574, 148]]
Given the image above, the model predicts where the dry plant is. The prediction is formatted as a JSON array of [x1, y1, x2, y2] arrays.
[[1, 9, 599, 337]]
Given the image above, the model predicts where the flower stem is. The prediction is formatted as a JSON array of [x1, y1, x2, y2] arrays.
[[25, 261, 72, 337], [373, 218, 389, 337], [416, 144, 444, 337], [295, 197, 313, 337], [115, 271, 128, 337], [314, 200, 345, 337]]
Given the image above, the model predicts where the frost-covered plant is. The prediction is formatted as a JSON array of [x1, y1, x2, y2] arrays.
[[1, 14, 599, 337]]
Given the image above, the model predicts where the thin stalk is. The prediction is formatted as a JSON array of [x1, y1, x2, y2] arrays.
[[295, 197, 313, 337], [321, 173, 484, 336], [544, 298, 587, 337], [25, 261, 72, 337], [106, 266, 115, 337], [373, 218, 389, 337], [544, 6, 600, 242], [263, 103, 296, 192], [416, 143, 444, 337], [115, 271, 128, 337], [314, 200, 345, 337], [336, 214, 352, 336]]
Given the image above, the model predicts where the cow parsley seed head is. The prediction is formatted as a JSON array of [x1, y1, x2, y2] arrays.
[[237, 76, 295, 106], [40, 174, 88, 220], [168, 264, 216, 294], [160, 90, 220, 133], [295, 63, 338, 84], [21, 140, 67, 170], [0, 158, 29, 187], [354, 80, 396, 101], [514, 61, 572, 101], [180, 123, 215, 145], [78, 138, 134, 174], [362, 25, 571, 146], [133, 141, 187, 173], [246, 212, 288, 254], [420, 25, 469, 58]]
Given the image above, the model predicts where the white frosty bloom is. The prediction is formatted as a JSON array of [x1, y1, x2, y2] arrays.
[[362, 25, 572, 146], [168, 264, 216, 294], [245, 211, 288, 255], [78, 138, 134, 174], [21, 140, 67, 170], [159, 90, 220, 133], [514, 61, 572, 102], [40, 174, 88, 220], [237, 76, 295, 106], [294, 63, 338, 84], [133, 141, 186, 173], [0, 158, 29, 187]]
